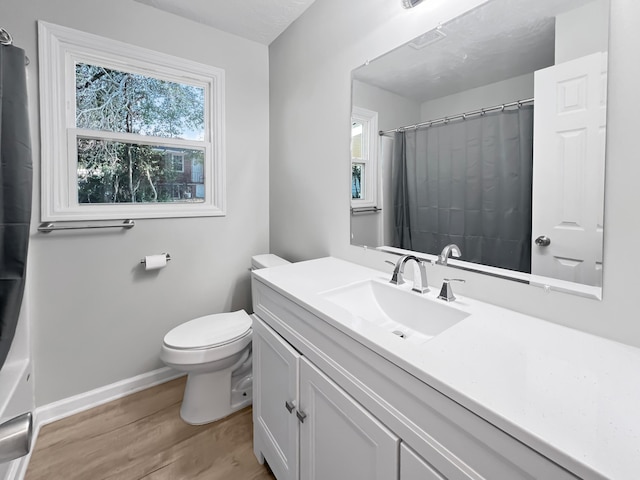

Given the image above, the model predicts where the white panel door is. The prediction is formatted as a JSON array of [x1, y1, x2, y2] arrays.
[[531, 52, 606, 286], [253, 318, 300, 480], [298, 358, 399, 480], [400, 443, 445, 480]]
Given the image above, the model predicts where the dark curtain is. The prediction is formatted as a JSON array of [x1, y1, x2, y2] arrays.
[[392, 106, 533, 273], [0, 44, 32, 369]]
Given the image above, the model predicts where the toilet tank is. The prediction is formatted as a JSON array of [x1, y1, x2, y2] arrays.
[[251, 254, 290, 270]]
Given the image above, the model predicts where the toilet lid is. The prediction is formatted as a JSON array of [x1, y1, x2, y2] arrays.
[[164, 310, 252, 350]]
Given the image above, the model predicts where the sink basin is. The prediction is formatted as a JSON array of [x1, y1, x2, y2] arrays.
[[321, 279, 469, 344]]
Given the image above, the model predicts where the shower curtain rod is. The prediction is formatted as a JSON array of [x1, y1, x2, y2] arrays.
[[379, 97, 534, 136], [0, 27, 30, 65]]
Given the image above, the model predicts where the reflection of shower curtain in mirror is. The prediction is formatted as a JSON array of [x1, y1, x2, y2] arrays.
[[0, 44, 32, 369], [392, 106, 533, 273]]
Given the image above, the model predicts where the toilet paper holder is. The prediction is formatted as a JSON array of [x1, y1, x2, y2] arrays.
[[140, 253, 171, 265]]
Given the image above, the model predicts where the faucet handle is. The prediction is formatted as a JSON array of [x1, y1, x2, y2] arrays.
[[388, 258, 406, 286], [437, 278, 465, 302], [388, 255, 419, 287]]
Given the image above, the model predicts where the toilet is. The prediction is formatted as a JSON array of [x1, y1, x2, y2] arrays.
[[160, 254, 290, 425]]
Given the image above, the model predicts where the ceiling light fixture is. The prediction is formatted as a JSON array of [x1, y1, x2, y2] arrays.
[[401, 0, 424, 8]]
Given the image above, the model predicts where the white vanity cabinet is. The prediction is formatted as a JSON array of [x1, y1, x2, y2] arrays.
[[252, 274, 581, 480], [253, 317, 399, 480]]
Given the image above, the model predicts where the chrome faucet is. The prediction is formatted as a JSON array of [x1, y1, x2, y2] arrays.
[[436, 244, 462, 266], [437, 278, 466, 302], [389, 255, 429, 293]]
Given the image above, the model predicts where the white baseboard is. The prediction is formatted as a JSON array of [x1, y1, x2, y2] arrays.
[[7, 367, 183, 480], [35, 367, 183, 426]]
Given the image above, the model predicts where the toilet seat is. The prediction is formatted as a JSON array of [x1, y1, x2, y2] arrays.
[[163, 310, 252, 350], [161, 310, 253, 367]]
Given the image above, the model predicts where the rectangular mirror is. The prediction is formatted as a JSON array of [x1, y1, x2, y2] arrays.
[[350, 0, 609, 299]]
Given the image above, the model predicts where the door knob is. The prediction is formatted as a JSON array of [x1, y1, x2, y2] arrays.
[[535, 235, 551, 247]]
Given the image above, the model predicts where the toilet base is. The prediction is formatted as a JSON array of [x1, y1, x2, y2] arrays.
[[180, 367, 253, 425], [181, 370, 235, 425]]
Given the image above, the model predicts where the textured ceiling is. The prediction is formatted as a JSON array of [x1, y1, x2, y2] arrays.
[[353, 0, 598, 103], [134, 0, 317, 45]]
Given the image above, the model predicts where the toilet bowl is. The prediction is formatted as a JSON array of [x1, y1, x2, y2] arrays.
[[161, 254, 290, 425]]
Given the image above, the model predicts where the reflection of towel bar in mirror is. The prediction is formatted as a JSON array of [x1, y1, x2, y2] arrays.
[[351, 206, 381, 215], [38, 219, 135, 233]]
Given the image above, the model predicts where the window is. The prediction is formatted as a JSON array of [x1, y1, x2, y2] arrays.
[[351, 107, 378, 209], [170, 154, 185, 173], [39, 21, 226, 221], [351, 122, 364, 199]]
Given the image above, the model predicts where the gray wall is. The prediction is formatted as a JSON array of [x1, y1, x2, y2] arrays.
[[3, 0, 270, 405], [270, 0, 640, 348], [352, 79, 421, 132], [419, 73, 534, 122], [556, 0, 610, 64]]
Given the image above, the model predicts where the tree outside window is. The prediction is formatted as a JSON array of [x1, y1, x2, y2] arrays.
[[75, 64, 205, 204]]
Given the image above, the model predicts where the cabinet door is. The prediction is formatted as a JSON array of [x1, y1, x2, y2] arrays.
[[253, 317, 300, 480], [400, 443, 446, 480], [298, 358, 399, 480]]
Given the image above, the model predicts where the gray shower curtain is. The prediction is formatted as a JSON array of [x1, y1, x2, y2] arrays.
[[392, 106, 533, 273], [0, 44, 32, 369]]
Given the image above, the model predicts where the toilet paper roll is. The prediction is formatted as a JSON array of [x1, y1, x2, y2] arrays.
[[144, 254, 167, 271]]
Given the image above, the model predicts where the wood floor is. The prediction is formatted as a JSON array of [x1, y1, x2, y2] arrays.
[[25, 377, 275, 480]]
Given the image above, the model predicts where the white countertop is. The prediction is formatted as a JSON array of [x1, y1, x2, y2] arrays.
[[253, 256, 640, 480]]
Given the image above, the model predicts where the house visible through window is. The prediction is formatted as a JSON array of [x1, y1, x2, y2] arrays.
[[39, 21, 226, 221]]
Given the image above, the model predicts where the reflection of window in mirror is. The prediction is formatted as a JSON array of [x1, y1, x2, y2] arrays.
[[351, 107, 378, 208], [351, 122, 364, 199]]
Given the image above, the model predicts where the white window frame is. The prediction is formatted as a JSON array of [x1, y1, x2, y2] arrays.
[[351, 106, 379, 209], [171, 154, 185, 173], [38, 21, 226, 221]]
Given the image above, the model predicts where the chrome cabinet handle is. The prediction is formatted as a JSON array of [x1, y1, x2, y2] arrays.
[[285, 400, 296, 414], [296, 410, 307, 423], [535, 235, 551, 247]]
